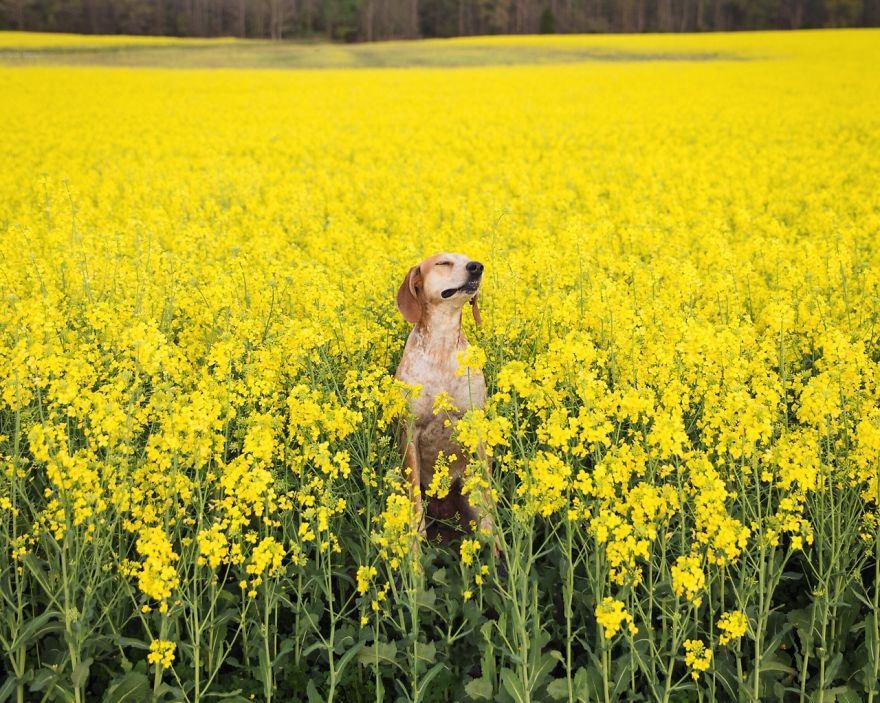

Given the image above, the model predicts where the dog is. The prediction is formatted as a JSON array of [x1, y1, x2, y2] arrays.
[[394, 253, 496, 546]]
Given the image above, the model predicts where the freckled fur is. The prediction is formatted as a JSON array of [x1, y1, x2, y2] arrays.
[[394, 252, 494, 541]]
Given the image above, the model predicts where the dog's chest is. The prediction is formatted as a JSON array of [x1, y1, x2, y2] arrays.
[[415, 367, 485, 424], [402, 351, 485, 483], [396, 331, 487, 484], [396, 342, 486, 424]]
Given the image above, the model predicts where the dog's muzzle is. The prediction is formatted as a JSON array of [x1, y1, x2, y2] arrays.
[[441, 278, 481, 299], [441, 261, 483, 299]]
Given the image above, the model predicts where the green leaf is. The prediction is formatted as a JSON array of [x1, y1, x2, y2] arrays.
[[417, 587, 437, 610], [301, 641, 325, 658], [416, 640, 436, 664], [500, 668, 526, 703], [102, 671, 150, 703], [333, 633, 355, 655], [306, 680, 323, 703], [0, 676, 19, 703], [357, 640, 397, 667], [272, 638, 295, 669], [417, 663, 447, 697], [760, 652, 796, 676], [29, 668, 57, 693], [788, 607, 814, 655], [824, 652, 843, 684], [114, 636, 150, 652], [761, 623, 793, 664], [864, 615, 879, 690], [21, 555, 54, 595], [532, 651, 558, 690], [574, 666, 590, 703], [202, 691, 249, 701], [546, 677, 571, 700], [10, 610, 63, 652], [152, 683, 184, 700], [464, 676, 494, 700], [335, 640, 364, 678], [787, 608, 812, 632], [72, 658, 93, 689], [833, 687, 863, 703]]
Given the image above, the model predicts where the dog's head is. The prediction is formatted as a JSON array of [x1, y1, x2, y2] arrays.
[[396, 252, 483, 326]]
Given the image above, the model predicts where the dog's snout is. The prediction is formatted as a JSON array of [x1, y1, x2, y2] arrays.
[[467, 261, 484, 276]]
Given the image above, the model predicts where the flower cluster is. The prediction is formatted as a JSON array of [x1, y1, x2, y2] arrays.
[[595, 598, 637, 639], [148, 640, 176, 669], [683, 639, 713, 680], [717, 611, 748, 647], [0, 28, 878, 698]]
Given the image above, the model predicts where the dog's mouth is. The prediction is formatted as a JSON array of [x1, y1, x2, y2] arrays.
[[441, 280, 480, 299]]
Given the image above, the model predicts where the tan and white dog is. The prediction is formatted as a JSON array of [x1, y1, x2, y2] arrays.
[[394, 253, 495, 543]]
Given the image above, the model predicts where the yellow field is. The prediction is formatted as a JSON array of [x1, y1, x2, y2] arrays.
[[1, 29, 879, 703]]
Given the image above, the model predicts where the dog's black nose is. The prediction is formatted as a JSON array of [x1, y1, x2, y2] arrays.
[[467, 261, 484, 275]]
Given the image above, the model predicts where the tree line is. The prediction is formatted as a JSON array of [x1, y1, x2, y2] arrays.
[[1, 0, 876, 41]]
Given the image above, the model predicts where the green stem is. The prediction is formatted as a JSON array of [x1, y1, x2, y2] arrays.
[[325, 547, 338, 702], [264, 584, 273, 703], [60, 531, 83, 703], [565, 519, 574, 703], [603, 643, 611, 703], [152, 617, 169, 702], [799, 596, 818, 702], [868, 537, 880, 703]]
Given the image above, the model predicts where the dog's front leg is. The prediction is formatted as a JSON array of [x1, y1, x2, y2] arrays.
[[402, 428, 427, 542]]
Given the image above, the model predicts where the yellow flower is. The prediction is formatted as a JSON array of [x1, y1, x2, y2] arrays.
[[196, 524, 229, 569], [516, 451, 571, 518], [148, 640, 176, 668], [372, 494, 418, 568], [2, 31, 879, 694], [135, 527, 179, 613], [356, 565, 377, 595], [425, 452, 454, 499], [671, 554, 705, 607], [683, 639, 712, 680], [595, 597, 637, 639], [648, 410, 689, 459], [460, 538, 481, 567], [717, 611, 748, 646], [245, 536, 285, 583], [455, 345, 486, 377], [432, 392, 459, 415]]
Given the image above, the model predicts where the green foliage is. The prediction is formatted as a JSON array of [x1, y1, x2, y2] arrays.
[[539, 6, 555, 33], [0, 0, 876, 37]]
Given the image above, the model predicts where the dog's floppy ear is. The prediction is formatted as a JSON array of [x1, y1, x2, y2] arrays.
[[396, 265, 422, 324], [470, 296, 482, 326]]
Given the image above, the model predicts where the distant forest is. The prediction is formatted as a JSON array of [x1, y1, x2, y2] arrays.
[[1, 0, 876, 41]]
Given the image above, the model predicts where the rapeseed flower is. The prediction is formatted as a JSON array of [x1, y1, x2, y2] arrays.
[[595, 597, 637, 639], [148, 640, 176, 668], [684, 639, 712, 680], [717, 611, 748, 646]]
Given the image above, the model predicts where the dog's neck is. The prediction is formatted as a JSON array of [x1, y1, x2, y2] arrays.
[[409, 305, 467, 359]]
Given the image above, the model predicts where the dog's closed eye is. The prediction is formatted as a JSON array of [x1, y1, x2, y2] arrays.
[[435, 261, 453, 267]]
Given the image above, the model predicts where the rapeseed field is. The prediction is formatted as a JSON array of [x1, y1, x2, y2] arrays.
[[1, 29, 879, 703]]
